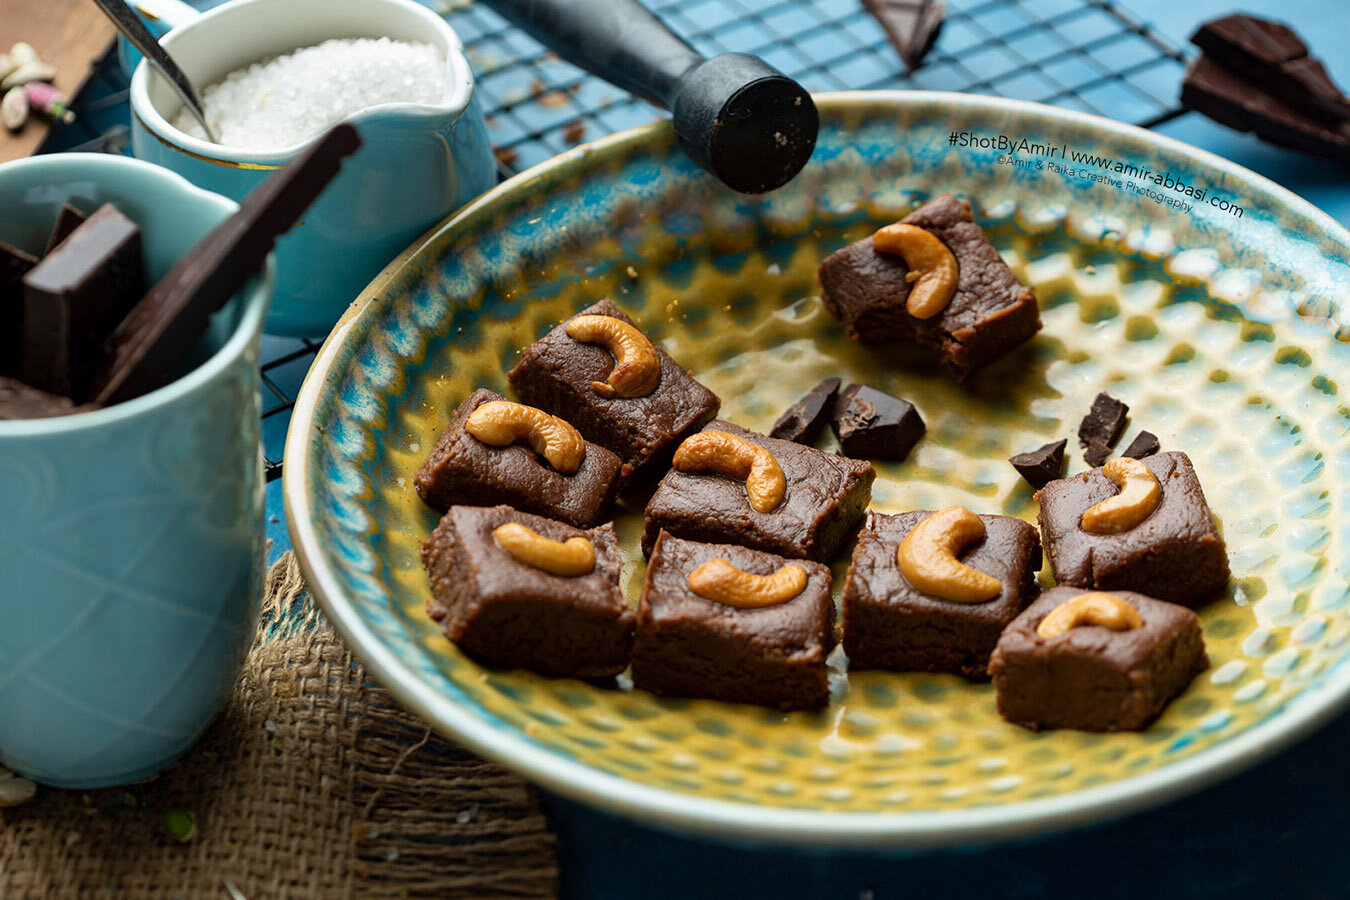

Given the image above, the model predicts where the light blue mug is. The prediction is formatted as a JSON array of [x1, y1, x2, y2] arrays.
[[0, 153, 270, 788], [128, 0, 496, 337]]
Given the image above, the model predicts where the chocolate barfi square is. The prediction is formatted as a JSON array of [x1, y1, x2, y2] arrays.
[[631, 532, 835, 710], [1036, 451, 1229, 606], [507, 299, 721, 486], [414, 388, 622, 528], [641, 420, 874, 561], [421, 505, 633, 679], [818, 194, 1041, 380], [841, 509, 1042, 677], [989, 586, 1208, 732]]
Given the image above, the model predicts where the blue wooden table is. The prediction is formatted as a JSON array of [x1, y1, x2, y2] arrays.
[[255, 0, 1350, 894]]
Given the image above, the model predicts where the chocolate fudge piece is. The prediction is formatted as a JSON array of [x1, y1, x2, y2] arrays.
[[830, 382, 925, 460], [1191, 14, 1350, 124], [818, 194, 1040, 381], [415, 388, 622, 528], [1182, 55, 1350, 167], [44, 205, 88, 256], [1009, 438, 1066, 490], [1036, 451, 1229, 606], [862, 0, 945, 73], [1, 241, 38, 378], [989, 586, 1208, 732], [421, 505, 632, 679], [1121, 430, 1160, 460], [841, 509, 1041, 677], [0, 376, 101, 420], [770, 376, 840, 444], [507, 299, 721, 486], [642, 420, 874, 561], [631, 532, 834, 710], [22, 203, 143, 400]]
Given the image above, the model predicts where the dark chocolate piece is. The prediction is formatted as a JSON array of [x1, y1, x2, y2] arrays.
[[0, 376, 101, 420], [1121, 430, 1160, 460], [642, 420, 874, 561], [841, 510, 1042, 678], [769, 376, 840, 444], [1009, 438, 1066, 489], [1077, 392, 1128, 452], [818, 194, 1041, 381], [1, 240, 38, 378], [862, 0, 946, 73], [631, 532, 834, 710], [22, 203, 144, 400], [44, 204, 88, 256], [507, 299, 721, 487], [1182, 55, 1350, 167], [990, 586, 1208, 732], [89, 124, 361, 405], [1191, 14, 1350, 124], [421, 505, 632, 679], [1083, 440, 1112, 468], [1036, 450, 1230, 607], [415, 388, 622, 528], [830, 382, 925, 460]]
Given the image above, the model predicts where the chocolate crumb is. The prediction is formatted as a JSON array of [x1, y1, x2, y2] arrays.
[[1009, 438, 1066, 489], [830, 383, 925, 460], [1078, 392, 1129, 451], [770, 377, 841, 444], [1121, 430, 1161, 459]]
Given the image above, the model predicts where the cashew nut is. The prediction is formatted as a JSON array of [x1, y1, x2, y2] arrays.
[[871, 223, 960, 319], [465, 400, 586, 474], [672, 430, 786, 514], [687, 558, 808, 609], [895, 506, 1003, 603], [1081, 456, 1161, 534], [566, 314, 661, 398], [1036, 591, 1143, 639], [493, 522, 596, 576]]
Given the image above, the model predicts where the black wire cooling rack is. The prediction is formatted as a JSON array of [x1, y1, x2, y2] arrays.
[[41, 0, 1189, 481]]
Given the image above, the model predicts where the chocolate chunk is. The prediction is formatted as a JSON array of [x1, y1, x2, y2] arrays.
[[1078, 392, 1128, 453], [1121, 430, 1160, 460], [1083, 440, 1112, 468], [0, 375, 100, 420], [90, 124, 362, 405], [831, 383, 925, 460], [44, 204, 88, 256], [1, 240, 38, 378], [770, 376, 841, 444], [22, 204, 144, 400], [1191, 14, 1350, 124], [863, 0, 946, 73], [1182, 55, 1350, 166], [1009, 438, 1066, 489]]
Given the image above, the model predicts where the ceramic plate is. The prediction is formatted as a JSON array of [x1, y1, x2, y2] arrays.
[[285, 92, 1350, 847]]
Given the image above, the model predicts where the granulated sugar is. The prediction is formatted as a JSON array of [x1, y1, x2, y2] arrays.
[[173, 38, 446, 150]]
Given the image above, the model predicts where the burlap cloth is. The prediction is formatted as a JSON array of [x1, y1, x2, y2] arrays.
[[0, 553, 558, 899]]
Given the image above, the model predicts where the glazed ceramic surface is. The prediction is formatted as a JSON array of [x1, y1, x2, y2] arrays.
[[128, 0, 496, 337], [286, 93, 1350, 846], [0, 154, 270, 788]]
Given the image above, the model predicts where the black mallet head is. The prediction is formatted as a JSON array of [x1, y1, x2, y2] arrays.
[[671, 54, 819, 194]]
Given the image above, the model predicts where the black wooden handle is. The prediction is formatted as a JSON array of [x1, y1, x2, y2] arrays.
[[486, 0, 701, 108], [483, 0, 818, 193]]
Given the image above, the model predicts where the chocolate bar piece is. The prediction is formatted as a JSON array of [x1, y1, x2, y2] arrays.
[[831, 383, 925, 460], [90, 124, 361, 405], [770, 376, 840, 444], [1078, 392, 1127, 449], [22, 204, 143, 400], [1191, 14, 1350, 124], [1121, 431, 1160, 460], [44, 204, 88, 256], [1, 240, 38, 378], [1182, 56, 1350, 167], [863, 0, 945, 73], [0, 376, 100, 420], [1009, 438, 1066, 490]]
